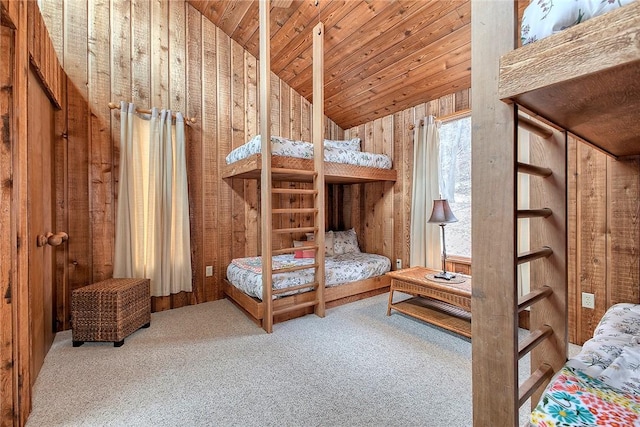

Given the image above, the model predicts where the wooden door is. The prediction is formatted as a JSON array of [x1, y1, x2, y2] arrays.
[[27, 68, 57, 384]]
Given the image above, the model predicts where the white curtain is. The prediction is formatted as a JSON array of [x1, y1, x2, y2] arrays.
[[114, 102, 192, 297], [410, 115, 441, 269]]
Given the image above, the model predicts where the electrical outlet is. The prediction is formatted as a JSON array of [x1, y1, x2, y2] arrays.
[[581, 292, 595, 309], [205, 266, 213, 277], [396, 259, 402, 270]]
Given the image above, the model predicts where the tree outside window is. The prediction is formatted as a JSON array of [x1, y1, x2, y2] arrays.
[[439, 115, 471, 258]]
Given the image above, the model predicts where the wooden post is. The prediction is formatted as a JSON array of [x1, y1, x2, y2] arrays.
[[259, 0, 274, 333], [471, 0, 519, 425], [313, 21, 325, 317]]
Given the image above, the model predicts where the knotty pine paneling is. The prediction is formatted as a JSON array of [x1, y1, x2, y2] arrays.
[[38, 0, 343, 321], [0, 24, 15, 427], [344, 89, 471, 273], [36, 1, 640, 343], [568, 139, 640, 344]]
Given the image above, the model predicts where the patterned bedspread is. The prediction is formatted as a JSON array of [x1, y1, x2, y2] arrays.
[[530, 366, 640, 426], [226, 252, 391, 300], [531, 303, 640, 426], [225, 135, 393, 169]]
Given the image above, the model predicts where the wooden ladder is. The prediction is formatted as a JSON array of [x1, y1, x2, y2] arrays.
[[266, 173, 326, 329], [258, 1, 325, 332], [514, 110, 568, 411]]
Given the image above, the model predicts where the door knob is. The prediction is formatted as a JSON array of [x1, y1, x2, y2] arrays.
[[37, 232, 68, 247]]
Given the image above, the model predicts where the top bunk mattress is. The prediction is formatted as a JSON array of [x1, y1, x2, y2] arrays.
[[521, 0, 635, 45], [499, 1, 640, 157], [225, 135, 393, 170], [227, 252, 391, 300]]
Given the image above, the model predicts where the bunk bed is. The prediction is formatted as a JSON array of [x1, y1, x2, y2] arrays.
[[222, 135, 397, 184], [222, 136, 397, 327], [224, 239, 392, 328], [223, 5, 396, 333], [472, 1, 640, 425]]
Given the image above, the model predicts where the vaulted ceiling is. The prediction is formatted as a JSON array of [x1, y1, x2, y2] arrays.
[[188, 0, 472, 130]]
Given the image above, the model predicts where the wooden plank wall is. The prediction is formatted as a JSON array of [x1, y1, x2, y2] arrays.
[[568, 139, 640, 344], [38, 0, 343, 324], [343, 89, 471, 273], [0, 21, 15, 427], [34, 0, 639, 345]]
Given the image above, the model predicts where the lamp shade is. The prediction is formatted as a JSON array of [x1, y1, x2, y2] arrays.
[[427, 199, 458, 224]]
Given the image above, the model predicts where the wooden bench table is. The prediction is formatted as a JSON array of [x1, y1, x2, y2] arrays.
[[386, 266, 472, 338]]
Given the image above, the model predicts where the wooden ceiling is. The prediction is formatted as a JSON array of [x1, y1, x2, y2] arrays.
[[188, 0, 471, 130]]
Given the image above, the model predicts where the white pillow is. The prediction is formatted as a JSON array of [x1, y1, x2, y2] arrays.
[[333, 228, 360, 255], [305, 231, 335, 257], [324, 137, 361, 152], [324, 231, 335, 257]]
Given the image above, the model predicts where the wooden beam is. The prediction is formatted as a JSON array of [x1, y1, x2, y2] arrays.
[[471, 0, 519, 425], [313, 20, 325, 318], [0, 23, 15, 427], [259, 0, 273, 333]]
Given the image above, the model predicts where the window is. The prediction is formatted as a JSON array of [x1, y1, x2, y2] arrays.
[[439, 115, 471, 258]]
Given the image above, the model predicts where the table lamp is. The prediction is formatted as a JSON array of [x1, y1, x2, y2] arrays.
[[428, 199, 458, 280]]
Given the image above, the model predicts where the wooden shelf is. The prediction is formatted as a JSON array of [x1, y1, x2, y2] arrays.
[[392, 297, 471, 338], [498, 2, 640, 157]]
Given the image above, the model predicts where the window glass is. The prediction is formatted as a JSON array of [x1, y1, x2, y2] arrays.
[[439, 115, 471, 258]]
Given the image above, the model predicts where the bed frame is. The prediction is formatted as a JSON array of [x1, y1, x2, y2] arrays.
[[471, 1, 640, 425], [222, 154, 397, 184], [223, 4, 395, 333], [224, 275, 390, 326]]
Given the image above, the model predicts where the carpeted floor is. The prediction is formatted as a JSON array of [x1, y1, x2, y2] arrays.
[[26, 293, 562, 426]]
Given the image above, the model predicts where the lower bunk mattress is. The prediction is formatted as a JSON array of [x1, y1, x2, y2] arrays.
[[226, 252, 391, 300], [531, 303, 640, 426]]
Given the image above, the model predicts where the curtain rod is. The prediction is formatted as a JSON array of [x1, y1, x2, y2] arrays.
[[408, 108, 471, 130], [108, 102, 196, 125]]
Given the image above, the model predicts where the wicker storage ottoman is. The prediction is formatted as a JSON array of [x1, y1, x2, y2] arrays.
[[71, 278, 151, 347]]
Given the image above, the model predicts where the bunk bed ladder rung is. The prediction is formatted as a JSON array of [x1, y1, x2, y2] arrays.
[[517, 162, 553, 178], [517, 247, 553, 265], [271, 188, 318, 195], [517, 115, 554, 139], [272, 207, 318, 214], [518, 364, 554, 407], [274, 263, 319, 274], [273, 299, 319, 316], [518, 324, 553, 359], [516, 208, 552, 219], [272, 226, 317, 235], [518, 286, 553, 312], [272, 282, 318, 295], [272, 245, 317, 256], [272, 167, 317, 177]]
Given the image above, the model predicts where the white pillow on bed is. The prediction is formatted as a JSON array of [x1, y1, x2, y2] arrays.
[[305, 231, 335, 257], [324, 137, 361, 152], [333, 228, 361, 255]]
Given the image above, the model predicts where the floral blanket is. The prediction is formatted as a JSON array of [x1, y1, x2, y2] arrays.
[[531, 303, 640, 426], [530, 366, 640, 426]]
